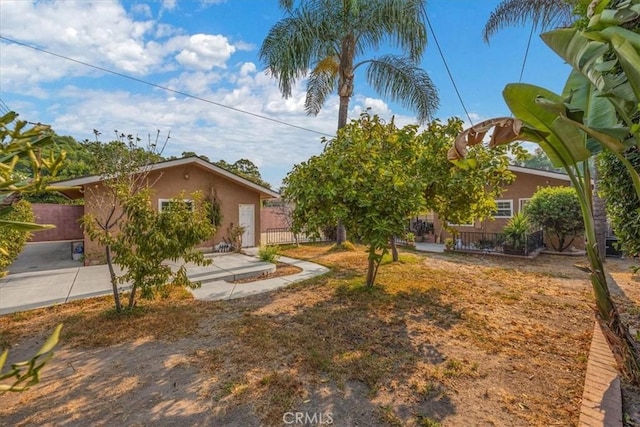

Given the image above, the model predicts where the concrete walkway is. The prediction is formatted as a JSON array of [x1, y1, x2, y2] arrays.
[[0, 250, 328, 315], [190, 251, 329, 301]]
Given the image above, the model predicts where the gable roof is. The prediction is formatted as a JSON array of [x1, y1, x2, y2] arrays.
[[54, 156, 280, 199], [508, 165, 571, 182]]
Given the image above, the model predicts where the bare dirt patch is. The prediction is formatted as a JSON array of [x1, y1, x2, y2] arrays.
[[0, 245, 611, 426], [233, 262, 303, 284]]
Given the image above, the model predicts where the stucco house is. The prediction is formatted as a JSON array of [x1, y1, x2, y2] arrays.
[[410, 165, 577, 249], [55, 156, 279, 264], [436, 165, 572, 234]]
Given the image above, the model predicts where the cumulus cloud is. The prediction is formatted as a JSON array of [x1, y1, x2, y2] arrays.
[[175, 34, 236, 70]]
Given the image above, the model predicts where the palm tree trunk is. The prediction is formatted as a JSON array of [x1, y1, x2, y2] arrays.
[[335, 92, 350, 245]]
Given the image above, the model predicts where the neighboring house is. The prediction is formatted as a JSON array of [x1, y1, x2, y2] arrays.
[[436, 165, 572, 235], [55, 156, 279, 264]]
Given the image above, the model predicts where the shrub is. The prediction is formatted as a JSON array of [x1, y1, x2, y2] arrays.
[[258, 245, 280, 263], [0, 199, 34, 275], [524, 187, 582, 252]]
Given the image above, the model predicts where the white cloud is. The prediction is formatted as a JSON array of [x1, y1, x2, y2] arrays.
[[175, 34, 236, 71]]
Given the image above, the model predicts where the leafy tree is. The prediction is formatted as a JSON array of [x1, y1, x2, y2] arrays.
[[181, 151, 210, 162], [103, 189, 214, 308], [0, 111, 63, 392], [598, 147, 640, 256], [284, 113, 427, 286], [420, 118, 522, 235], [214, 158, 272, 189], [284, 113, 515, 286], [261, 0, 439, 244], [524, 186, 583, 252], [512, 147, 565, 172], [80, 131, 211, 312]]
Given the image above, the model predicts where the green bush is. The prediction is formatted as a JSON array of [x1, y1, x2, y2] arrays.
[[0, 199, 34, 275], [524, 186, 582, 252], [258, 245, 280, 263]]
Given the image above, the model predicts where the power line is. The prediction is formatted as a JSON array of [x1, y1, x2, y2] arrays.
[[0, 34, 334, 138], [519, 24, 535, 82], [0, 97, 10, 115], [425, 13, 473, 126]]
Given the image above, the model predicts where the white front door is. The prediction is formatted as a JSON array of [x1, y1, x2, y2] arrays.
[[238, 204, 255, 247]]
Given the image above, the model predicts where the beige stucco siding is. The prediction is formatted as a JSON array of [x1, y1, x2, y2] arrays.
[[82, 163, 263, 265]]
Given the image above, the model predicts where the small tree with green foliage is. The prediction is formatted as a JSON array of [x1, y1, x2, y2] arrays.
[[107, 189, 214, 308], [81, 131, 213, 312], [525, 186, 583, 252]]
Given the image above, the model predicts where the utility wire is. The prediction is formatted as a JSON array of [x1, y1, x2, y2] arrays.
[[0, 97, 11, 115], [0, 35, 334, 138], [425, 13, 473, 126], [519, 24, 535, 82]]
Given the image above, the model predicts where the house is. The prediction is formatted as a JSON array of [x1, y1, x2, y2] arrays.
[[413, 165, 577, 250], [54, 156, 280, 264]]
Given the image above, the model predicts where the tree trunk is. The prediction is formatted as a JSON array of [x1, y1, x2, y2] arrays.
[[127, 283, 137, 309], [105, 244, 122, 312], [390, 236, 398, 262], [335, 34, 355, 246]]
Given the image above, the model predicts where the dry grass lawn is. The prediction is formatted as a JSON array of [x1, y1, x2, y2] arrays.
[[2, 244, 628, 426]]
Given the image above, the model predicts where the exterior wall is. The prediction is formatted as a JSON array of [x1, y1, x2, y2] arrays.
[[82, 163, 264, 265], [436, 170, 584, 249], [29, 204, 84, 242], [261, 206, 291, 231]]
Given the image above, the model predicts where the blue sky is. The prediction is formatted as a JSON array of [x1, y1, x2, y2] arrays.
[[0, 0, 571, 188]]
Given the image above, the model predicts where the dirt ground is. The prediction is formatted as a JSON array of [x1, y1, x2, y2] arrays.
[[1, 246, 639, 426]]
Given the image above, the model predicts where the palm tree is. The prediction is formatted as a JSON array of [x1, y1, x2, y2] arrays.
[[483, 0, 574, 43], [260, 0, 440, 244]]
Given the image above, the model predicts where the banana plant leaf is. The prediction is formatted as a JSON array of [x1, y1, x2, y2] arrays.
[[0, 220, 55, 231], [503, 83, 592, 167]]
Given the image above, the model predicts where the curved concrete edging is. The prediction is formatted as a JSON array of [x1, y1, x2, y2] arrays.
[[188, 252, 330, 301], [579, 322, 623, 427]]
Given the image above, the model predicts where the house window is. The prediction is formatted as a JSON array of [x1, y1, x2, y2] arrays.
[[158, 198, 193, 212], [493, 200, 513, 218], [519, 198, 531, 213], [448, 220, 474, 227]]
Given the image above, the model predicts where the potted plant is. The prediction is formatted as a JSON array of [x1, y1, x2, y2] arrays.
[[405, 232, 416, 247], [502, 212, 530, 255], [444, 237, 454, 251]]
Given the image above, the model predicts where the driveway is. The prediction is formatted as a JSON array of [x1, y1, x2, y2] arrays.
[[8, 241, 83, 274]]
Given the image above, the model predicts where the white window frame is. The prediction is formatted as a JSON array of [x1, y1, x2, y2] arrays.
[[519, 198, 531, 213], [158, 198, 193, 212], [494, 199, 513, 218], [448, 220, 474, 227]]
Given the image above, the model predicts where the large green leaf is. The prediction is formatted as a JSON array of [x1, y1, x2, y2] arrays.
[[541, 28, 609, 91], [609, 33, 640, 105], [503, 83, 591, 167], [0, 220, 55, 231]]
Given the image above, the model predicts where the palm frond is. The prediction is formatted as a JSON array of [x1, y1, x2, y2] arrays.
[[356, 0, 428, 61], [260, 4, 337, 98], [483, 0, 575, 43], [365, 55, 439, 124], [305, 57, 339, 115]]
